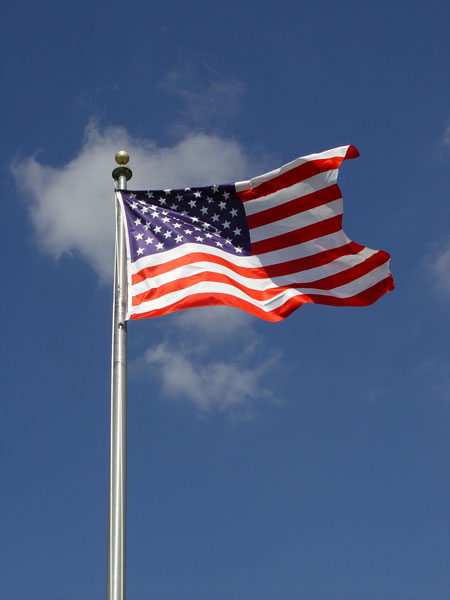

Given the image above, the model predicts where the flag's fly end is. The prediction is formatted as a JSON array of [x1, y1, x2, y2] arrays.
[[345, 145, 360, 160]]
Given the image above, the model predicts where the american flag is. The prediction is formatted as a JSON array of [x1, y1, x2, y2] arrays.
[[118, 145, 394, 321]]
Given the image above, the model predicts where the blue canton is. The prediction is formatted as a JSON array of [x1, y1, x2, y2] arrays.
[[121, 185, 251, 262]]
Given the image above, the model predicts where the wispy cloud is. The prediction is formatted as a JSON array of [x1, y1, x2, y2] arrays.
[[160, 60, 246, 127], [441, 120, 450, 148], [12, 121, 259, 281], [418, 358, 450, 406], [170, 306, 255, 347], [144, 338, 282, 421], [426, 235, 450, 299], [130, 303, 284, 421], [423, 121, 450, 300]]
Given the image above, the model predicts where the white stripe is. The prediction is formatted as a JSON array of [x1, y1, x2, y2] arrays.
[[235, 146, 350, 192], [127, 230, 354, 278], [130, 280, 302, 316], [129, 260, 390, 317], [257, 230, 352, 264], [243, 170, 339, 216], [128, 241, 263, 273], [130, 248, 378, 297], [249, 199, 343, 243]]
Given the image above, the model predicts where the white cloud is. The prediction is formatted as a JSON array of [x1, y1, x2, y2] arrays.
[[135, 303, 284, 420], [12, 121, 259, 281], [144, 341, 281, 421], [418, 358, 450, 405], [442, 120, 450, 148], [13, 121, 283, 419], [427, 235, 450, 298], [171, 306, 255, 342]]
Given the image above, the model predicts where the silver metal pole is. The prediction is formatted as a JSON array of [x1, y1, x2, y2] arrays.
[[108, 152, 132, 600]]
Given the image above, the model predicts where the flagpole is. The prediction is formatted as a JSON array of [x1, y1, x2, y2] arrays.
[[108, 151, 132, 600]]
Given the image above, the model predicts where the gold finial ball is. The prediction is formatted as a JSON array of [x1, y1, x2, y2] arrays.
[[115, 150, 130, 166]]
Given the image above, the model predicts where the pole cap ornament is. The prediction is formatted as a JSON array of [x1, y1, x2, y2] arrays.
[[115, 150, 130, 166], [112, 150, 132, 182]]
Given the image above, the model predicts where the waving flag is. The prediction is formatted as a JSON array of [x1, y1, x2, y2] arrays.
[[118, 145, 394, 322]]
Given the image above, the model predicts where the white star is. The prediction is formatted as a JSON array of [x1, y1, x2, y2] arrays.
[[205, 233, 213, 239], [173, 222, 182, 229], [136, 247, 144, 255], [164, 189, 172, 194], [145, 237, 153, 245], [200, 206, 208, 215], [230, 208, 238, 217], [211, 213, 220, 222], [163, 230, 172, 239], [156, 242, 164, 250], [191, 216, 199, 223], [222, 191, 230, 200], [184, 228, 193, 235], [215, 241, 223, 247], [161, 216, 170, 223], [195, 236, 204, 242], [222, 220, 231, 229], [225, 238, 232, 244], [188, 200, 196, 208], [233, 227, 242, 236], [193, 190, 202, 198], [218, 201, 226, 210], [206, 196, 214, 204], [176, 194, 183, 201], [184, 187, 191, 191], [235, 246, 243, 253], [158, 197, 167, 205], [141, 206, 149, 214], [144, 223, 151, 230], [154, 225, 162, 234], [170, 204, 179, 210], [212, 185, 219, 193], [202, 222, 210, 230], [146, 191, 154, 199], [130, 193, 136, 199], [151, 211, 159, 218], [134, 218, 142, 226], [135, 233, 144, 240], [131, 202, 139, 210], [175, 235, 183, 243]]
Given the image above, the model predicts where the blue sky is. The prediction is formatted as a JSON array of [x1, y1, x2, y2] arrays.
[[1, 1, 449, 599]]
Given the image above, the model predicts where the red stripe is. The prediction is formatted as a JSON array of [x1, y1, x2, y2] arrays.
[[245, 184, 342, 230], [129, 273, 393, 323], [132, 251, 267, 285], [133, 271, 288, 307], [131, 241, 366, 286], [239, 157, 344, 202], [262, 242, 365, 277], [305, 275, 395, 307], [297, 250, 390, 290], [251, 214, 343, 255], [238, 146, 358, 203], [132, 252, 390, 308], [129, 291, 311, 322]]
